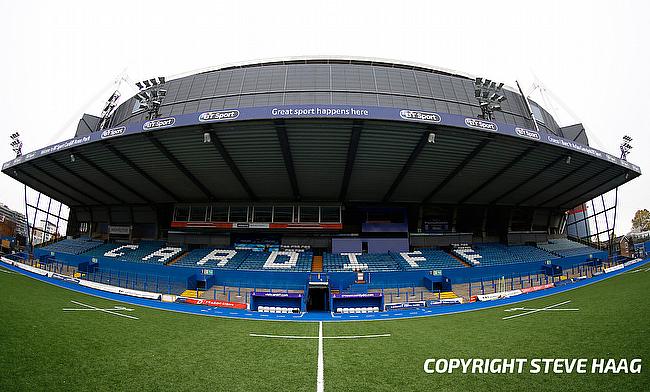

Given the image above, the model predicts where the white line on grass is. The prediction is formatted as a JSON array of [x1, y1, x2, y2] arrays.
[[64, 300, 139, 320], [0, 268, 14, 274], [249, 322, 390, 392], [317, 321, 324, 392], [502, 300, 574, 320]]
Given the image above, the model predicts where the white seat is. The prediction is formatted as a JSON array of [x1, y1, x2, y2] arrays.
[[281, 307, 288, 313], [361, 307, 368, 313]]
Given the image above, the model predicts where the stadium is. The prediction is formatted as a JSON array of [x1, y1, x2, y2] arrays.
[[1, 57, 649, 391]]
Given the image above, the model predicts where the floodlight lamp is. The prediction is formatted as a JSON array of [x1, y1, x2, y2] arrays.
[[497, 95, 507, 102], [475, 89, 481, 98], [496, 82, 504, 91], [475, 77, 482, 86], [143, 80, 151, 88], [135, 82, 144, 89], [489, 93, 498, 101], [427, 132, 436, 144], [565, 156, 571, 164], [70, 154, 75, 163], [158, 76, 165, 84], [158, 89, 167, 97], [492, 104, 502, 111], [203, 132, 211, 143], [489, 82, 496, 89], [483, 79, 491, 87], [150, 78, 158, 86], [482, 91, 489, 99]]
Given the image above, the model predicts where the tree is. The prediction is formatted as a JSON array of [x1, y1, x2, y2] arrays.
[[631, 209, 650, 232]]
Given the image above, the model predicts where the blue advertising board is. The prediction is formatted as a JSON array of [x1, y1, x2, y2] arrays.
[[2, 104, 641, 174]]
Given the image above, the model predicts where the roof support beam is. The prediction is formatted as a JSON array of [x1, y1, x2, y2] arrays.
[[383, 130, 432, 202], [26, 164, 101, 205], [145, 133, 215, 200], [206, 128, 257, 200], [339, 120, 363, 201], [422, 138, 492, 203], [104, 142, 179, 202], [458, 145, 537, 204], [515, 159, 594, 206], [489, 154, 566, 205], [14, 168, 85, 206], [72, 150, 153, 204], [274, 119, 300, 200], [552, 168, 626, 209], [44, 157, 119, 204]]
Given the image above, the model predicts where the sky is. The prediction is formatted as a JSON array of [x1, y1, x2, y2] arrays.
[[0, 0, 648, 235]]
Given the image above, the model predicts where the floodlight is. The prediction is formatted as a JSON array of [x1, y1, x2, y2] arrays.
[[482, 91, 489, 99], [158, 89, 167, 97], [497, 95, 507, 102], [427, 132, 436, 144], [566, 156, 571, 164], [150, 78, 158, 86], [496, 82, 504, 91], [203, 132, 211, 143], [492, 104, 502, 111], [475, 89, 481, 98], [143, 80, 151, 88], [158, 76, 165, 84], [483, 79, 491, 87], [70, 154, 75, 163], [489, 82, 496, 89], [135, 81, 144, 89], [475, 77, 482, 86], [489, 93, 498, 101]]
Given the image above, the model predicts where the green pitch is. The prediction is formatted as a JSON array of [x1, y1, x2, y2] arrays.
[[0, 265, 648, 392]]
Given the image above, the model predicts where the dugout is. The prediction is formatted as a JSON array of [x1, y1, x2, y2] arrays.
[[330, 293, 383, 312]]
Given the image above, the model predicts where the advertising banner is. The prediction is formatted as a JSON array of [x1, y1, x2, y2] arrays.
[[78, 279, 161, 300], [251, 292, 303, 298], [2, 104, 641, 175], [385, 301, 426, 310], [476, 289, 522, 302], [331, 292, 382, 299], [176, 297, 248, 309], [520, 283, 555, 294]]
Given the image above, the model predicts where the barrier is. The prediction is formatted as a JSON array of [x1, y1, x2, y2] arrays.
[[603, 264, 625, 274], [476, 289, 522, 302], [176, 297, 247, 310], [251, 292, 303, 311], [427, 298, 463, 306], [385, 301, 426, 310], [520, 283, 555, 294], [78, 279, 161, 300]]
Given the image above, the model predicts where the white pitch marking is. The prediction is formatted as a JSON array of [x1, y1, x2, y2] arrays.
[[317, 321, 324, 392], [0, 269, 14, 274], [502, 300, 576, 320], [64, 300, 139, 320], [249, 322, 390, 392]]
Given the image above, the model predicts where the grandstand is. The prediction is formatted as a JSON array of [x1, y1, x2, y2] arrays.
[[538, 238, 603, 258], [2, 57, 641, 314], [40, 237, 103, 255]]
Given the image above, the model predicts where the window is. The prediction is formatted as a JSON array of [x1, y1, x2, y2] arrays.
[[174, 207, 189, 221], [190, 206, 207, 222], [320, 207, 340, 223], [253, 206, 272, 222], [273, 206, 293, 223], [210, 206, 228, 222], [299, 206, 319, 223], [229, 206, 248, 222], [530, 103, 546, 124]]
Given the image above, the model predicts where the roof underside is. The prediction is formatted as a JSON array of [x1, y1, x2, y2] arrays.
[[4, 119, 637, 210]]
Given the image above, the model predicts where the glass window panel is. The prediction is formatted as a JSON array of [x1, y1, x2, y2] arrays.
[[320, 207, 340, 223], [299, 206, 319, 223], [189, 206, 207, 222], [211, 206, 228, 222], [253, 206, 273, 222], [229, 206, 248, 222], [273, 206, 293, 223]]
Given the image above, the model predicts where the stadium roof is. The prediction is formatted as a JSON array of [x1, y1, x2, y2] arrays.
[[2, 113, 641, 210]]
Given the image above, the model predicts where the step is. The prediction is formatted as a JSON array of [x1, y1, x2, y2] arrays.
[[311, 255, 323, 272]]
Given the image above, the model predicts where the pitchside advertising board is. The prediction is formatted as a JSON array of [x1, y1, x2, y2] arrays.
[[2, 105, 641, 174]]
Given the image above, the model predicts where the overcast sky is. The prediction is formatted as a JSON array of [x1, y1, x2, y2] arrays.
[[0, 0, 647, 235]]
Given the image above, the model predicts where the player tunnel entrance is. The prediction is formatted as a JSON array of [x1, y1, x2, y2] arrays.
[[307, 283, 329, 311]]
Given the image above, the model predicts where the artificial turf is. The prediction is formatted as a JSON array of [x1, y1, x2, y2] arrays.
[[0, 264, 648, 391]]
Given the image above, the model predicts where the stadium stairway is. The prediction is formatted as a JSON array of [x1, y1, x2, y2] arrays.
[[165, 251, 188, 266], [311, 255, 323, 272], [448, 251, 473, 268]]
